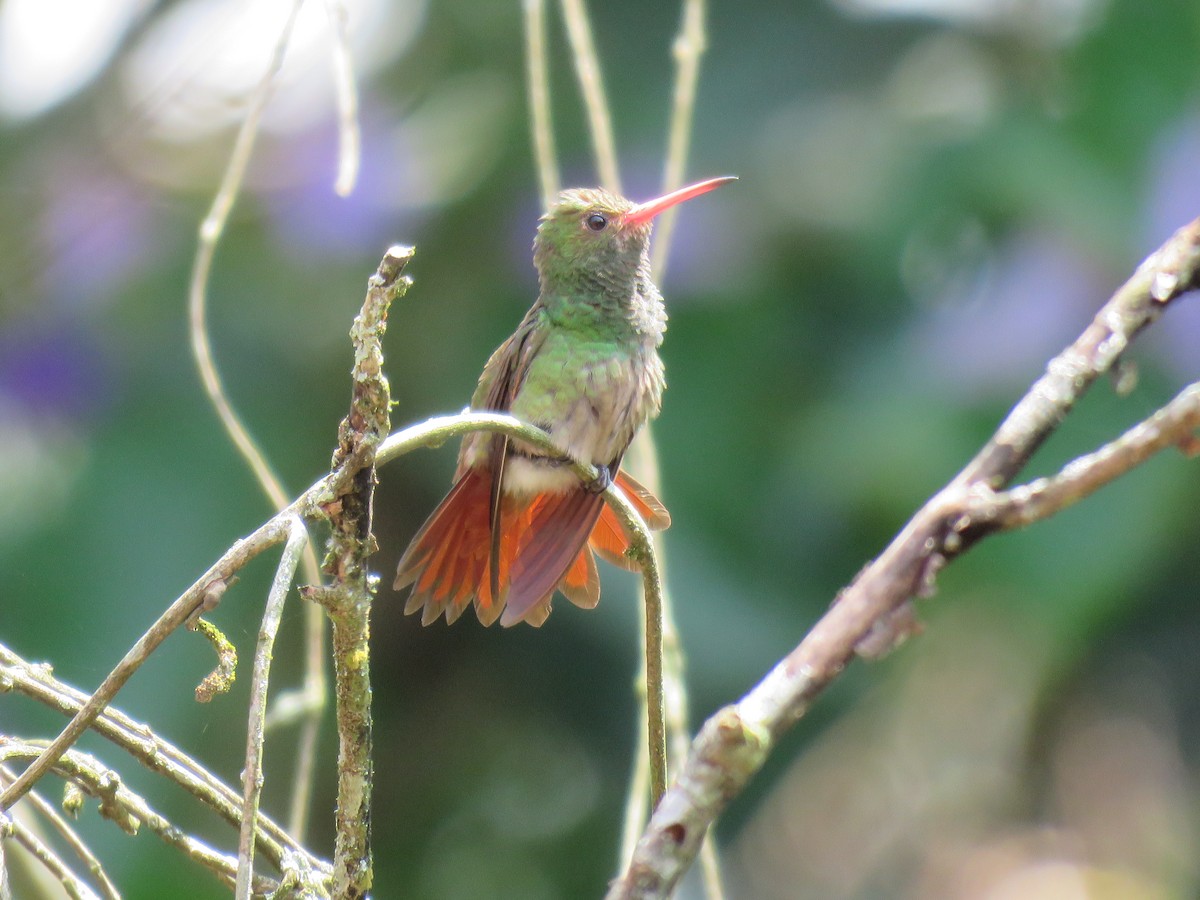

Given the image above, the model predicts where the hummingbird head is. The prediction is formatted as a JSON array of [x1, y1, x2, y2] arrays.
[[532, 187, 644, 289], [532, 177, 736, 293]]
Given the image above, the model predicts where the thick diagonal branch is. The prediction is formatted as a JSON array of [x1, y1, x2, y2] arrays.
[[607, 218, 1200, 899]]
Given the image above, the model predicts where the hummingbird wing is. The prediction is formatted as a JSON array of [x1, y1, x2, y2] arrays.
[[464, 308, 547, 603]]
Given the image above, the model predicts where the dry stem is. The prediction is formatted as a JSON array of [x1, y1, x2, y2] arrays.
[[523, 0, 561, 208], [559, 0, 622, 194], [0, 765, 118, 900], [184, 0, 329, 838], [236, 518, 312, 899], [650, 0, 708, 280], [322, 0, 362, 198], [0, 741, 287, 896], [0, 643, 322, 876]]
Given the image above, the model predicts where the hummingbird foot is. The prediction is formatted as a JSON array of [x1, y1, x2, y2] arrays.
[[586, 464, 613, 494]]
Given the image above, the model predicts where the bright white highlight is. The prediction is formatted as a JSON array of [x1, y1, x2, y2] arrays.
[[0, 0, 148, 119]]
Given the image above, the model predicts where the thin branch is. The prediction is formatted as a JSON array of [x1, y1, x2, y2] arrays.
[[611, 487, 667, 807], [524, 0, 561, 208], [619, 715, 652, 868], [622, 427, 724, 895], [322, 0, 361, 198], [958, 381, 1200, 535], [621, 433, 678, 817], [0, 766, 119, 900], [0, 515, 290, 812], [0, 816, 8, 900], [0, 642, 323, 876], [236, 517, 311, 900], [559, 0, 621, 193], [650, 0, 707, 281], [606, 217, 1200, 898], [185, 0, 329, 837], [0, 742, 290, 896], [188, 0, 304, 520], [0, 810, 99, 900]]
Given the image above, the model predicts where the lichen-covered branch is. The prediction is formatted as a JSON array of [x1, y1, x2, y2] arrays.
[[0, 764, 119, 900], [0, 741, 290, 896], [303, 245, 412, 900], [0, 793, 99, 900], [606, 218, 1200, 899], [0, 641, 326, 879], [0, 515, 291, 813]]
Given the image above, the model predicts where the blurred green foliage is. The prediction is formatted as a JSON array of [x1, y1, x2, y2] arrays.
[[2, 0, 1200, 897]]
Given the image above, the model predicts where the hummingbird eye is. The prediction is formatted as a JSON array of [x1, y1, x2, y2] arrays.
[[585, 212, 608, 232]]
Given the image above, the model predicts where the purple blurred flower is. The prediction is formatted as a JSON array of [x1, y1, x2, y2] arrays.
[[38, 154, 157, 313], [0, 321, 112, 421], [906, 229, 1108, 400]]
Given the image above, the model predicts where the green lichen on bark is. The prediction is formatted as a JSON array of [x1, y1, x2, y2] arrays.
[[309, 245, 414, 900]]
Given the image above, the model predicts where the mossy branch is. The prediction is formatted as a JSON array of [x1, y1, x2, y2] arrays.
[[0, 741, 298, 896], [303, 244, 413, 900]]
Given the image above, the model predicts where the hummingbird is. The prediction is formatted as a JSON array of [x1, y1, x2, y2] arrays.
[[395, 176, 736, 627]]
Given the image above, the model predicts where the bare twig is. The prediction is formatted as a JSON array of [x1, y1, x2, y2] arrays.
[[236, 517, 311, 900], [956, 381, 1200, 535], [606, 218, 1200, 898], [0, 809, 99, 900], [0, 642, 324, 876], [624, 506, 667, 807], [559, 0, 622, 193], [650, 0, 707, 281], [0, 766, 119, 900], [0, 514, 291, 812], [621, 427, 724, 895], [323, 0, 361, 198], [523, 0, 561, 208], [188, 0, 305, 522], [0, 741, 294, 896], [185, 0, 329, 836]]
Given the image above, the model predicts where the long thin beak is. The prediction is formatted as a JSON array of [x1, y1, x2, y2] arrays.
[[624, 175, 737, 226]]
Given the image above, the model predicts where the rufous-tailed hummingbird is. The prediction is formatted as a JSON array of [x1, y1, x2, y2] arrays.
[[395, 176, 736, 627]]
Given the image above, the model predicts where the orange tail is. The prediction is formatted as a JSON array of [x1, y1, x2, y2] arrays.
[[394, 468, 496, 625], [587, 470, 671, 570], [395, 468, 670, 627]]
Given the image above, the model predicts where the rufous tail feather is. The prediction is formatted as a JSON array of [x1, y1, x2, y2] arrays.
[[395, 468, 671, 627]]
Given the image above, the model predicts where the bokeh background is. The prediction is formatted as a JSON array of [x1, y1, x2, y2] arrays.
[[3, 0, 1200, 897]]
